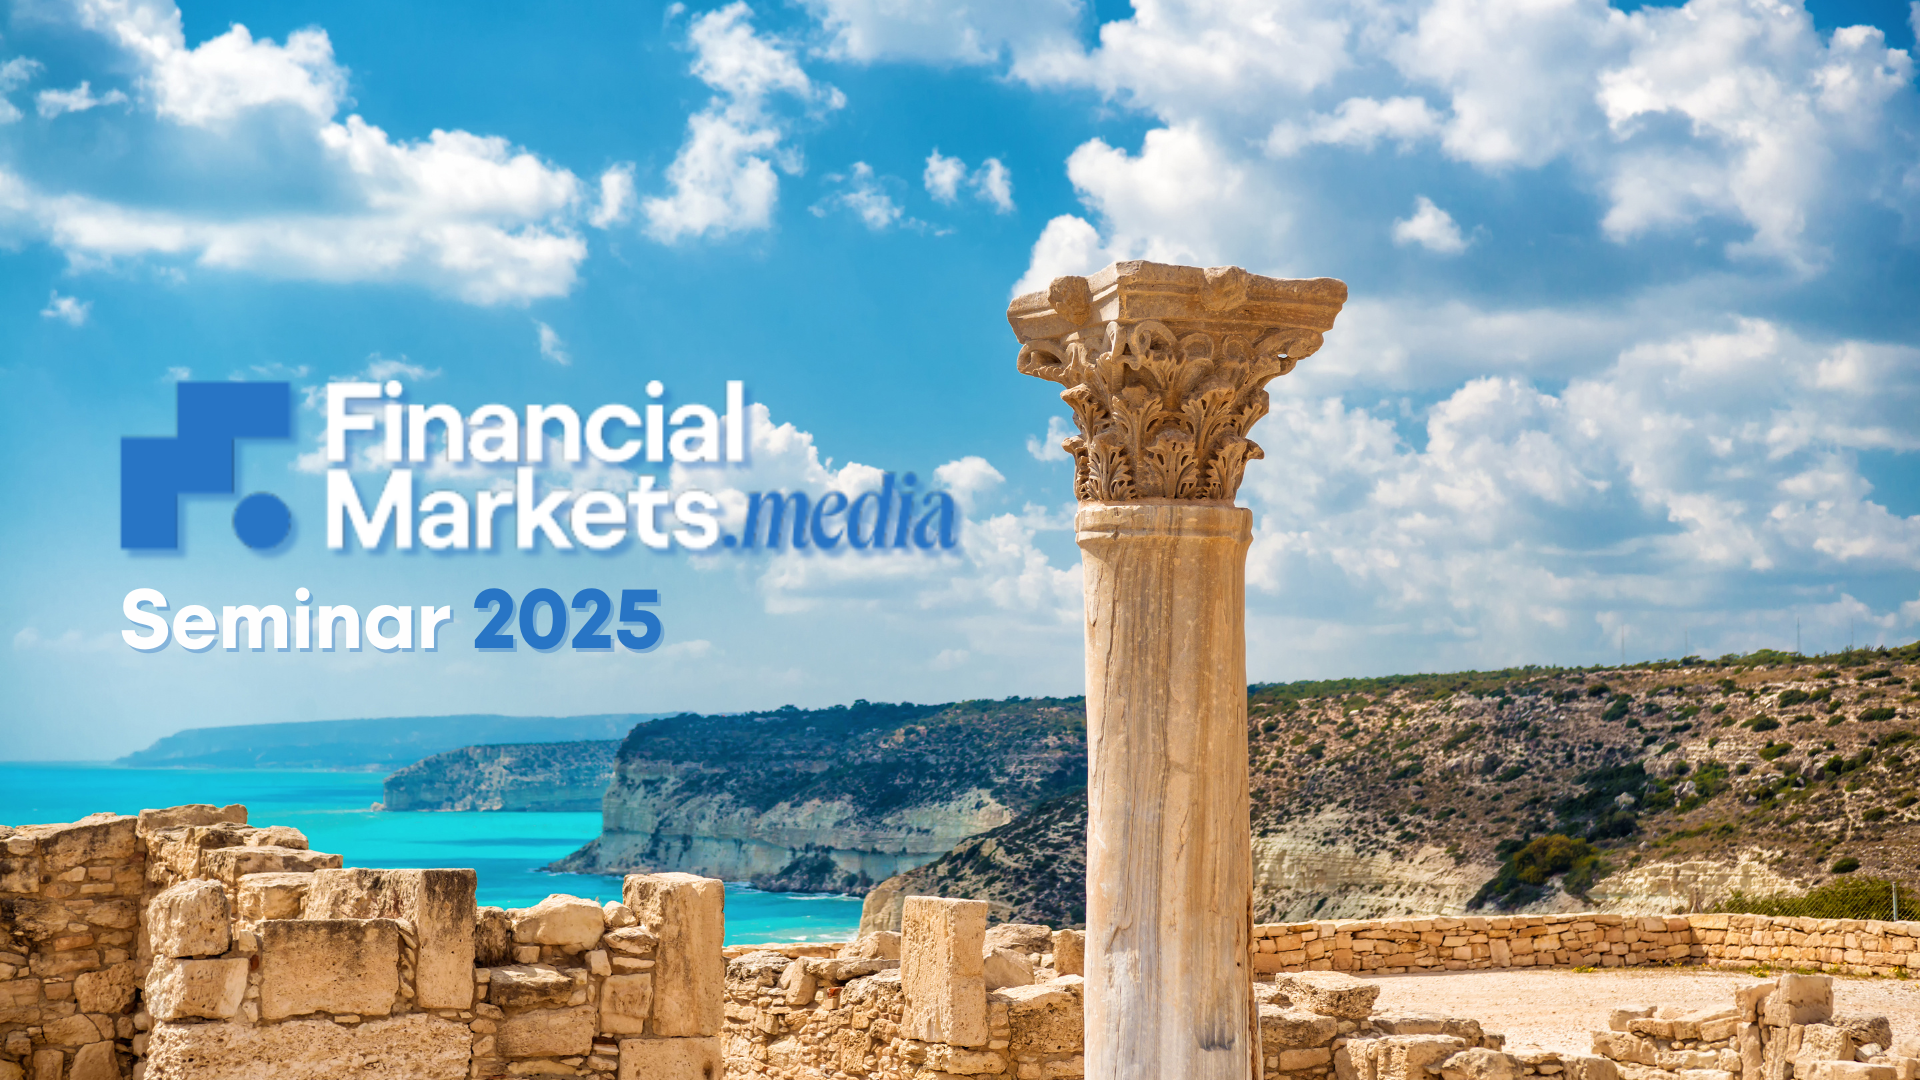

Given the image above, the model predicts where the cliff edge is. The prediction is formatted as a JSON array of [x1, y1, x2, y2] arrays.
[[548, 697, 1086, 894], [384, 740, 622, 811]]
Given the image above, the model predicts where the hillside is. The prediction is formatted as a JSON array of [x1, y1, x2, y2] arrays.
[[383, 741, 621, 811], [549, 697, 1087, 893], [859, 642, 1920, 928], [119, 714, 659, 771]]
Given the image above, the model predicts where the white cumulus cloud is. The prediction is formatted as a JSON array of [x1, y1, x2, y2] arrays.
[[1391, 195, 1468, 254], [39, 291, 90, 325], [642, 3, 843, 243], [35, 80, 126, 118], [535, 320, 571, 365]]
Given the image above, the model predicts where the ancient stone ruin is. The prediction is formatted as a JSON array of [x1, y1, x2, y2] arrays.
[[0, 804, 722, 1080]]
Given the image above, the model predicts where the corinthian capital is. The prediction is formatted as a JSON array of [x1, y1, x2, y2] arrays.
[[1008, 261, 1346, 503]]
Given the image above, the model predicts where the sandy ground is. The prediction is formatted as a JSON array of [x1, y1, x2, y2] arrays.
[[1359, 968, 1920, 1055]]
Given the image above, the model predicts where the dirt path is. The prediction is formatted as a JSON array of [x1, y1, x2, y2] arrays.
[[1359, 968, 1920, 1054]]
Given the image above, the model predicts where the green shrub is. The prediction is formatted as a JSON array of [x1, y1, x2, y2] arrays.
[[1862, 669, 1894, 680], [1603, 698, 1630, 722], [1759, 743, 1793, 760], [1471, 834, 1603, 909], [1749, 716, 1781, 733], [1862, 707, 1898, 722], [1717, 875, 1915, 919], [1831, 856, 1861, 874], [1863, 807, 1889, 823]]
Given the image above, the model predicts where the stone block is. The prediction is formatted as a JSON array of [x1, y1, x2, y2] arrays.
[[983, 946, 1035, 990], [511, 893, 606, 952], [901, 895, 989, 1048], [146, 879, 230, 959], [0, 1059, 19, 1080], [1263, 1002, 1340, 1050], [136, 805, 246, 837], [624, 873, 725, 1039], [985, 923, 1054, 954], [779, 958, 816, 1007], [601, 973, 654, 1035], [73, 962, 136, 1014], [145, 957, 247, 1020], [1051, 929, 1085, 977], [68, 1042, 117, 1080], [476, 906, 514, 966], [143, 1013, 469, 1080], [839, 931, 902, 960], [616, 1036, 723, 1080], [1800, 1026, 1858, 1069], [258, 918, 400, 1020], [488, 965, 574, 1011], [497, 1005, 595, 1058], [236, 872, 314, 921], [1273, 970, 1382, 1020], [995, 982, 1081, 1055], [1737, 980, 1777, 1022], [33, 815, 137, 872], [1610, 1006, 1656, 1032], [603, 901, 637, 929], [1835, 1016, 1896, 1052], [1802, 1065, 1897, 1080], [31, 1051, 60, 1080], [202, 846, 341, 888], [1764, 974, 1833, 1027], [302, 867, 477, 1009], [1561, 1055, 1621, 1080], [1338, 1035, 1468, 1080], [42, 1014, 105, 1046]]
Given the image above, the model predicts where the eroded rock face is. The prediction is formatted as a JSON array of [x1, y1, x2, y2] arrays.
[[496, 1004, 595, 1058], [617, 1035, 722, 1080], [143, 1014, 469, 1080], [487, 965, 575, 1011], [145, 956, 248, 1020], [304, 868, 477, 1010], [1272, 970, 1383, 1020]]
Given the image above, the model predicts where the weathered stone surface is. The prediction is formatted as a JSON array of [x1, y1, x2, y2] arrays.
[[497, 1004, 595, 1058], [137, 804, 246, 836], [236, 872, 313, 921], [617, 1036, 722, 1080], [475, 906, 514, 966], [1440, 1048, 1523, 1080], [1561, 1054, 1621, 1080], [1610, 1005, 1656, 1032], [603, 926, 659, 956], [1835, 1016, 1896, 1052], [259, 918, 401, 1019], [145, 957, 247, 1020], [0, 1060, 20, 1080], [146, 879, 230, 959], [778, 957, 816, 1007], [1273, 970, 1381, 1020], [601, 973, 654, 1035], [838, 931, 901, 960], [512, 893, 606, 952], [1802, 1065, 1897, 1080], [488, 965, 574, 1011], [984, 923, 1053, 954], [143, 1013, 468, 1080], [25, 814, 138, 872], [67, 1043, 117, 1080], [983, 945, 1034, 990], [302, 867, 477, 1009], [73, 962, 136, 1014], [1051, 928, 1085, 977], [995, 981, 1082, 1055], [1764, 974, 1833, 1027], [901, 895, 989, 1048], [1337, 1034, 1468, 1080], [624, 873, 724, 1038], [42, 1014, 105, 1046], [202, 845, 341, 887], [1262, 1003, 1340, 1050]]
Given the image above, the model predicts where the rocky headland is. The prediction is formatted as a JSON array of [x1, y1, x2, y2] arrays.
[[383, 741, 621, 812], [858, 644, 1919, 929], [547, 697, 1087, 894]]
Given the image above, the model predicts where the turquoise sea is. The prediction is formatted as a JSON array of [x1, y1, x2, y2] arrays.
[[0, 763, 864, 945]]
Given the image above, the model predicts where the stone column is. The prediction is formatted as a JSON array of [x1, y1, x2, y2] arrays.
[[1008, 261, 1347, 1080]]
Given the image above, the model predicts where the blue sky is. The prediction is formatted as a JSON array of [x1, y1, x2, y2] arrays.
[[2, 0, 1917, 758]]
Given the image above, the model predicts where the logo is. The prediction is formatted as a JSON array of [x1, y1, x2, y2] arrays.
[[121, 382, 293, 550]]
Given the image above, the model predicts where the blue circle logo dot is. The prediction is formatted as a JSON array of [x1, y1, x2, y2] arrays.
[[233, 493, 292, 549]]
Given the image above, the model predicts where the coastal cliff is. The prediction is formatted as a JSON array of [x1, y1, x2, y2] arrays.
[[549, 697, 1086, 893], [383, 741, 621, 811], [859, 646, 1919, 928]]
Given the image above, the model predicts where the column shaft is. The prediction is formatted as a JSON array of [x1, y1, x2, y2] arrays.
[[1076, 501, 1255, 1080]]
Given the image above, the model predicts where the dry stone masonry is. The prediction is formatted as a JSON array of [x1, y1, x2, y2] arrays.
[[1, 806, 726, 1080]]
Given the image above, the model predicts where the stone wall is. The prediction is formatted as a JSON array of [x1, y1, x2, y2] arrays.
[[1247, 912, 1920, 979], [1, 807, 725, 1080]]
